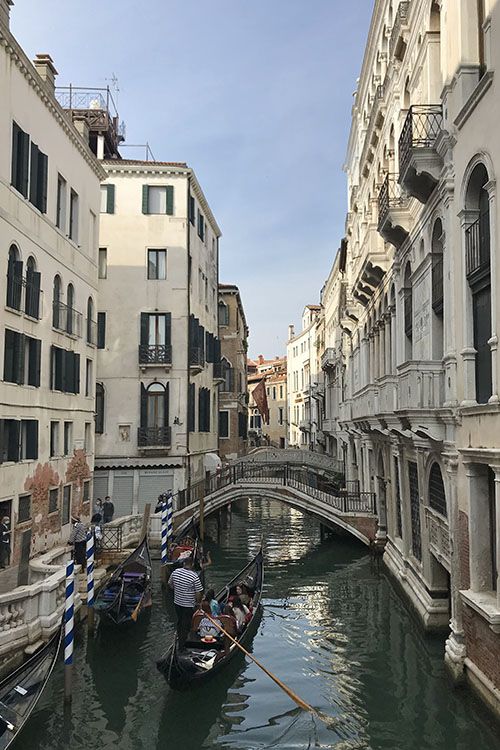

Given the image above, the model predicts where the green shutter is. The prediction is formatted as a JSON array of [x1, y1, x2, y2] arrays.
[[39, 152, 48, 214], [11, 122, 19, 188], [29, 143, 39, 207], [142, 185, 149, 214], [166, 185, 174, 215], [20, 129, 30, 197], [107, 184, 115, 214]]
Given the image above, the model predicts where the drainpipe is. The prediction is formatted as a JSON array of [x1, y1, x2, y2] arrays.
[[186, 175, 192, 495]]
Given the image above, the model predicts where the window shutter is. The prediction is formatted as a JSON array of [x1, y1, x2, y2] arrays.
[[64, 350, 73, 393], [140, 383, 148, 429], [165, 313, 172, 346], [16, 333, 25, 385], [39, 152, 48, 213], [140, 312, 149, 346], [142, 185, 149, 214], [164, 382, 170, 426], [8, 420, 20, 462], [26, 420, 38, 460], [74, 353, 80, 394], [188, 383, 195, 432], [28, 271, 41, 319], [189, 194, 195, 225], [29, 338, 41, 388], [12, 261, 23, 310], [206, 390, 211, 432], [97, 312, 106, 349], [198, 388, 204, 432], [214, 337, 221, 363], [11, 122, 19, 188], [20, 130, 30, 197], [29, 143, 39, 207], [107, 184, 115, 214], [3, 330, 15, 383], [166, 185, 174, 215]]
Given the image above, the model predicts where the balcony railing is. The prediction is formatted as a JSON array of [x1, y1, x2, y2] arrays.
[[465, 218, 490, 280], [321, 348, 336, 370], [389, 1, 410, 60], [189, 346, 204, 368], [6, 274, 42, 319], [213, 362, 226, 381], [138, 344, 172, 365], [399, 105, 443, 180], [378, 173, 408, 229], [86, 318, 97, 346], [52, 301, 82, 336], [137, 426, 171, 447]]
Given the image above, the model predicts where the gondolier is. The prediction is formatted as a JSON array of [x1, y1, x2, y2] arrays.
[[68, 518, 87, 566], [168, 556, 203, 649]]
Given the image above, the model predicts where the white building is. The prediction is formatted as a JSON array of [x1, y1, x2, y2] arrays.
[[286, 305, 321, 448], [0, 1, 103, 590], [93, 160, 221, 514]]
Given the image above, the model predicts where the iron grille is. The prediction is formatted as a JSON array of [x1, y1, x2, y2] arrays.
[[431, 255, 444, 314], [394, 457, 403, 538], [86, 318, 97, 345], [138, 344, 172, 365], [399, 105, 443, 179], [465, 218, 490, 280], [52, 301, 82, 336], [408, 460, 422, 560], [6, 274, 42, 318], [137, 426, 171, 447], [100, 526, 123, 551], [189, 346, 203, 367], [428, 463, 447, 517], [378, 174, 407, 229]]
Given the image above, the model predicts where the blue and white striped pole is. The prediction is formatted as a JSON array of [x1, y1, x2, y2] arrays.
[[161, 502, 168, 566], [86, 532, 95, 631], [166, 494, 174, 542], [64, 559, 74, 702]]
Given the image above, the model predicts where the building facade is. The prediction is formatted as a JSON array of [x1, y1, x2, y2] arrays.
[[313, 0, 500, 716], [286, 306, 321, 448], [0, 1, 103, 590], [247, 355, 287, 448], [218, 284, 249, 460], [94, 160, 221, 515]]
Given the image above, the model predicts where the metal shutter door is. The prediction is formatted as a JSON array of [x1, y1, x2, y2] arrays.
[[138, 471, 173, 513], [92, 471, 109, 501], [112, 471, 134, 517]]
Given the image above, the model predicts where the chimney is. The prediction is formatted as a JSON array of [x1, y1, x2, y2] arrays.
[[33, 53, 58, 95], [73, 118, 90, 144], [0, 0, 13, 27], [258, 355, 264, 365], [288, 324, 295, 340]]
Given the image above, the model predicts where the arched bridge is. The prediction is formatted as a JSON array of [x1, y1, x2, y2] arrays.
[[173, 459, 379, 547]]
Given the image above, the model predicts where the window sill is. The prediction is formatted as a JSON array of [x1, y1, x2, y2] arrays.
[[51, 327, 80, 341], [460, 402, 500, 416], [454, 70, 494, 130], [461, 589, 500, 633], [4, 305, 23, 316]]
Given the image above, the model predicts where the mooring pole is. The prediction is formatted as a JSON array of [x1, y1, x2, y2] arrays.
[[199, 492, 205, 541], [160, 499, 168, 584], [64, 559, 74, 703], [140, 503, 151, 540], [86, 532, 95, 632]]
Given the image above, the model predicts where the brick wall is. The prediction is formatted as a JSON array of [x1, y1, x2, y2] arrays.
[[344, 515, 377, 541], [458, 510, 470, 589], [463, 604, 500, 689]]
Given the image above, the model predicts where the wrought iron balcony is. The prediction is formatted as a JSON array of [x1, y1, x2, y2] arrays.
[[137, 426, 171, 447], [399, 105, 443, 202], [86, 318, 97, 346], [465, 218, 490, 282], [389, 1, 410, 61], [52, 301, 82, 337], [189, 346, 204, 372], [213, 361, 226, 383], [377, 174, 410, 248], [138, 344, 172, 365], [321, 348, 336, 371]]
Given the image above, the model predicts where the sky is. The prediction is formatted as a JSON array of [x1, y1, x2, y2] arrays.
[[11, 0, 373, 359]]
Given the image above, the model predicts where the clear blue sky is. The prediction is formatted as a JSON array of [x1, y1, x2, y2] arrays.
[[12, 0, 373, 359]]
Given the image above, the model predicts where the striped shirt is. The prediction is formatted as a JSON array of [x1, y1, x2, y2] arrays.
[[168, 567, 203, 607]]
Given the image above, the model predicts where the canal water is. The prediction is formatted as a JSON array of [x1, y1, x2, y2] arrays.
[[17, 498, 500, 750]]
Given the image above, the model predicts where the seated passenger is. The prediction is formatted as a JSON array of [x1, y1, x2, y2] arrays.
[[204, 588, 221, 616], [197, 600, 222, 639], [230, 597, 249, 633], [236, 583, 253, 608]]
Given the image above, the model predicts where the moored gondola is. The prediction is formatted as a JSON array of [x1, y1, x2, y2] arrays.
[[160, 517, 205, 580], [94, 535, 152, 624], [0, 623, 62, 749], [157, 548, 263, 689]]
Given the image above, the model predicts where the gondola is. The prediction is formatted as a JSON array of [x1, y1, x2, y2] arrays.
[[0, 623, 62, 749], [160, 517, 205, 581], [157, 548, 263, 689], [94, 535, 152, 624]]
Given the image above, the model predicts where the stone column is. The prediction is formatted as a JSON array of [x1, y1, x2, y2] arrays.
[[444, 455, 466, 682], [373, 329, 379, 381], [485, 179, 499, 403], [493, 465, 500, 608], [379, 320, 385, 378], [384, 311, 392, 375], [459, 208, 479, 405], [465, 463, 491, 592]]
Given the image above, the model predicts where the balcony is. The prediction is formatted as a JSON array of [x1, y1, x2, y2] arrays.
[[389, 1, 410, 61], [426, 507, 450, 568], [398, 105, 443, 203], [465, 218, 490, 284], [377, 376, 398, 413], [299, 419, 311, 432], [189, 346, 204, 374], [139, 344, 172, 367], [310, 382, 325, 398], [338, 401, 352, 424], [321, 348, 336, 371], [86, 318, 97, 346], [322, 418, 337, 433], [137, 426, 171, 448], [351, 385, 379, 421], [377, 174, 410, 248], [52, 301, 82, 337], [213, 361, 226, 384], [397, 361, 444, 411]]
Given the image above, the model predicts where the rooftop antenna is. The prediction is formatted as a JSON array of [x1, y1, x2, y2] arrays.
[[105, 73, 120, 105]]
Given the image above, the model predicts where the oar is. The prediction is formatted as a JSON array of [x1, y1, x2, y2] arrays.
[[205, 613, 318, 718], [130, 592, 144, 622]]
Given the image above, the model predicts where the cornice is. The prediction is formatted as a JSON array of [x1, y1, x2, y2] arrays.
[[0, 22, 106, 181]]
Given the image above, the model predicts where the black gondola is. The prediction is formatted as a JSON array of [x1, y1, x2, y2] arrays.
[[94, 535, 152, 624], [160, 517, 205, 580], [0, 624, 62, 749], [157, 548, 264, 689]]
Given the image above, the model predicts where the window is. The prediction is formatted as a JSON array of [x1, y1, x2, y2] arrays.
[[0, 419, 38, 463], [84, 422, 92, 452], [83, 480, 90, 504], [3, 330, 41, 387], [63, 422, 73, 456], [147, 383, 167, 428], [218, 301, 229, 326], [25, 256, 41, 319], [280, 385, 283, 399], [197, 210, 205, 241], [18, 494, 31, 523], [147, 249, 167, 280], [408, 461, 422, 560], [19, 420, 38, 460], [85, 358, 93, 397], [198, 387, 211, 432], [403, 263, 413, 359], [48, 487, 59, 514], [66, 283, 75, 335], [95, 383, 105, 434], [50, 346, 80, 394], [238, 412, 247, 439], [11, 122, 29, 197], [50, 421, 59, 457], [100, 184, 115, 214], [98, 248, 107, 279], [52, 275, 62, 328], [29, 142, 48, 213], [69, 189, 79, 242], [278, 407, 284, 425], [219, 411, 229, 438], [142, 185, 174, 215], [86, 297, 96, 345], [62, 485, 71, 525], [97, 312, 106, 349], [428, 463, 447, 517], [56, 174, 67, 229], [139, 382, 170, 445], [188, 193, 195, 225], [188, 382, 196, 432], [89, 211, 96, 256], [6, 245, 22, 311], [139, 312, 172, 364]]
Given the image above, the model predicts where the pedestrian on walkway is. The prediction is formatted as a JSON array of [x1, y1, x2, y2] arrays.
[[0, 517, 11, 569], [91, 497, 103, 523], [102, 496, 114, 524], [68, 517, 87, 566], [168, 556, 203, 648]]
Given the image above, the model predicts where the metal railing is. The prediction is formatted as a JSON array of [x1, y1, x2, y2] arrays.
[[52, 301, 82, 336], [189, 346, 204, 367], [6, 274, 42, 318], [55, 85, 119, 118], [138, 344, 172, 365], [389, 1, 410, 60], [86, 318, 97, 346], [137, 426, 171, 447], [321, 348, 336, 370], [399, 105, 443, 178], [378, 173, 408, 229], [100, 526, 123, 551], [213, 362, 226, 381], [465, 218, 490, 279]]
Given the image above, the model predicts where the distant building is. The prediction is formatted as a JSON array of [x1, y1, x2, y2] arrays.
[[247, 355, 287, 448], [218, 284, 249, 460], [286, 306, 321, 448]]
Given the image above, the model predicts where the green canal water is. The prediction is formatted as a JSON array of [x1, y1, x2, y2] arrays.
[[17, 498, 500, 750]]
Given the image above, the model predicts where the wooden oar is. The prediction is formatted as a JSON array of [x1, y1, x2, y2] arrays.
[[205, 613, 318, 717]]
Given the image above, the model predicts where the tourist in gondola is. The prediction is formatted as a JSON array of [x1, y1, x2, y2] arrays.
[[68, 517, 87, 566], [230, 596, 250, 633], [203, 588, 221, 616], [168, 556, 203, 648]]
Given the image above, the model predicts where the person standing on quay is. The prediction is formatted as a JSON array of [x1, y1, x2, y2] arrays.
[[102, 496, 114, 524], [168, 556, 203, 648], [68, 517, 87, 566], [0, 517, 11, 569]]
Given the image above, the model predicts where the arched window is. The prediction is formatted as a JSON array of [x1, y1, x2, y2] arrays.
[[147, 383, 166, 427], [431, 219, 444, 359], [218, 300, 229, 326], [87, 297, 95, 344], [403, 78, 411, 110], [52, 275, 62, 328], [139, 382, 170, 445], [430, 1, 440, 32], [95, 383, 105, 434], [389, 285, 396, 373], [403, 262, 413, 360], [465, 163, 492, 403], [428, 462, 447, 517], [25, 256, 40, 319], [66, 283, 75, 334], [6, 244, 22, 310]]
